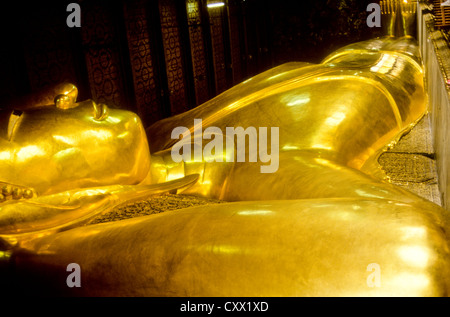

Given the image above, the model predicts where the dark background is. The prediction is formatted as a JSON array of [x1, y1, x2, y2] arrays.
[[0, 0, 381, 128]]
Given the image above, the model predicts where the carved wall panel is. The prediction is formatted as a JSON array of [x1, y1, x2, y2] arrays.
[[80, 1, 128, 108], [208, 6, 228, 94], [186, 0, 211, 106], [124, 0, 163, 126], [159, 0, 190, 115], [227, 2, 244, 85], [0, 0, 265, 125]]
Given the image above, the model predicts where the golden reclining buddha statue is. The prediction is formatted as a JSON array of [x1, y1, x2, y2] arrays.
[[2, 1, 450, 297]]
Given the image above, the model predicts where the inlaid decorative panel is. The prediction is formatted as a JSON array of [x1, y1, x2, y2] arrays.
[[227, 2, 244, 85], [124, 0, 163, 126], [208, 6, 228, 94], [80, 1, 127, 109], [159, 0, 189, 115], [186, 0, 210, 105]]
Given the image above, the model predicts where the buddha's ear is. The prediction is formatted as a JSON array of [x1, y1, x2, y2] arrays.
[[92, 101, 109, 121]]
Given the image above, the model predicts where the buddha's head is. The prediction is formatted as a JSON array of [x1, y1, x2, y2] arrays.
[[0, 83, 152, 201]]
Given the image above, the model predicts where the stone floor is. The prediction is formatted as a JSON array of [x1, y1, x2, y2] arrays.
[[378, 113, 442, 206]]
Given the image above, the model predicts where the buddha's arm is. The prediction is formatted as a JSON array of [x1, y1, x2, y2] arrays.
[[0, 175, 199, 247]]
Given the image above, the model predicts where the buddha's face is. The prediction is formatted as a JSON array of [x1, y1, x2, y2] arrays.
[[0, 98, 151, 200]]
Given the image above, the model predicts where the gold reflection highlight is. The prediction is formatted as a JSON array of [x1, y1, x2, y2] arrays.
[[397, 246, 430, 268]]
